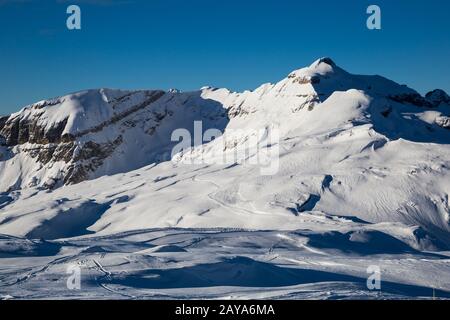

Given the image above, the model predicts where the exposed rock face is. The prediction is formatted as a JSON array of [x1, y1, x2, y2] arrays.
[[292, 94, 320, 112], [0, 89, 171, 191], [0, 88, 231, 192], [389, 93, 432, 108], [22, 142, 76, 164], [64, 136, 124, 185], [290, 74, 321, 85], [1, 117, 70, 146], [0, 116, 8, 131], [228, 100, 256, 118], [0, 117, 7, 146], [436, 116, 450, 129], [70, 90, 165, 139]]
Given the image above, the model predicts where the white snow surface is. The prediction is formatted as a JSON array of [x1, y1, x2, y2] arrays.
[[1, 58, 450, 299]]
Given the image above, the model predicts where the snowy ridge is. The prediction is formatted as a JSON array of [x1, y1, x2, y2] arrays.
[[1, 58, 450, 299], [0, 57, 449, 236]]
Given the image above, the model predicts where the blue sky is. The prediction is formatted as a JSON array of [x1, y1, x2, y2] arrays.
[[0, 0, 449, 114]]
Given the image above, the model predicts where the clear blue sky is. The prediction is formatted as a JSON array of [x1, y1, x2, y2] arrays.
[[0, 0, 449, 115]]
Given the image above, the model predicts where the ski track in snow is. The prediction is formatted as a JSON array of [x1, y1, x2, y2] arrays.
[[1, 228, 450, 300]]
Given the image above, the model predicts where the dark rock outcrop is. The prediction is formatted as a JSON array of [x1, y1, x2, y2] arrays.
[[436, 116, 450, 130], [388, 93, 432, 108], [426, 89, 450, 107], [0, 116, 71, 146], [71, 90, 165, 139], [64, 136, 123, 185], [23, 142, 77, 164], [0, 116, 7, 146], [0, 116, 8, 131]]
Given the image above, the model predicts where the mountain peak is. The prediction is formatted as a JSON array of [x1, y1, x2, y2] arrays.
[[287, 57, 340, 81], [426, 89, 450, 107], [310, 57, 336, 68]]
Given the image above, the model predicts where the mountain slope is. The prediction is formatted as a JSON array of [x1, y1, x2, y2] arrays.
[[0, 58, 449, 248], [0, 89, 228, 190]]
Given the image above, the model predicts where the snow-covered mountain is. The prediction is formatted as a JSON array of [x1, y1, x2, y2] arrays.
[[1, 57, 450, 234], [1, 58, 450, 299], [0, 88, 229, 190], [1, 58, 448, 191]]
